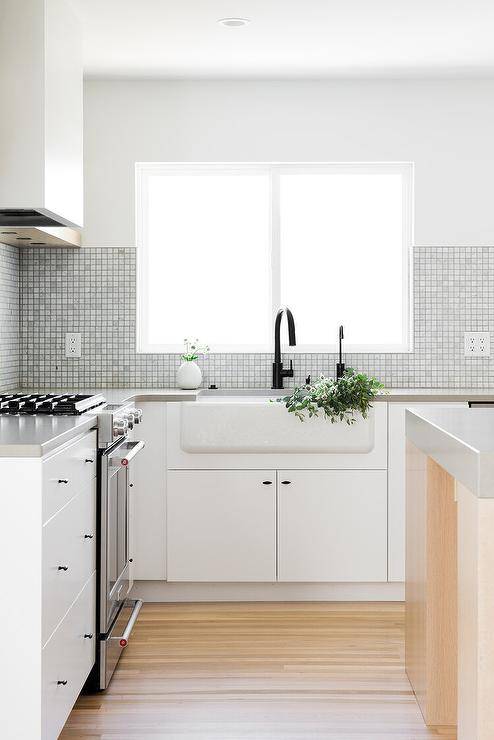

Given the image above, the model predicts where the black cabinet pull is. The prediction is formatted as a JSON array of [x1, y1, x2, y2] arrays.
[[58, 479, 69, 484], [262, 480, 273, 485], [129, 558, 133, 563], [281, 480, 292, 485], [84, 534, 94, 539], [129, 483, 134, 488], [57, 565, 68, 571], [84, 633, 93, 639], [85, 458, 94, 463], [57, 680, 68, 686]]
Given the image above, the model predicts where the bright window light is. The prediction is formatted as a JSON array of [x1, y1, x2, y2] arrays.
[[140, 167, 271, 351], [136, 163, 412, 353], [279, 170, 407, 349]]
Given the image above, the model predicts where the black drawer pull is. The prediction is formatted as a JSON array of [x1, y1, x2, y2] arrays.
[[262, 480, 273, 485], [57, 565, 68, 571], [281, 480, 292, 485], [85, 458, 94, 463], [58, 479, 69, 484], [84, 534, 94, 539], [57, 680, 68, 686], [84, 633, 93, 639]]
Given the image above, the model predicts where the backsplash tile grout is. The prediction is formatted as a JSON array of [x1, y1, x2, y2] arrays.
[[15, 245, 494, 390], [0, 244, 19, 392]]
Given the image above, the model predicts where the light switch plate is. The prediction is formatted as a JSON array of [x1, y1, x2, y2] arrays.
[[65, 332, 82, 358], [464, 331, 490, 357]]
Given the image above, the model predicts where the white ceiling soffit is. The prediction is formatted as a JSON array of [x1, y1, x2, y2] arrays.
[[73, 0, 494, 79]]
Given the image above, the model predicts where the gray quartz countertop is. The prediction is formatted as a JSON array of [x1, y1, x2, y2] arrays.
[[17, 387, 494, 404], [90, 388, 494, 403], [406, 405, 494, 498], [0, 389, 194, 457], [0, 414, 97, 458]]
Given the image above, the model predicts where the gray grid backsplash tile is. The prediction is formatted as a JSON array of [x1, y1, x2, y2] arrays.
[[0, 244, 19, 391], [17, 246, 494, 390]]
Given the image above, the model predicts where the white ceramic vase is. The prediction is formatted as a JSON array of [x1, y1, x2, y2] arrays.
[[176, 360, 202, 390]]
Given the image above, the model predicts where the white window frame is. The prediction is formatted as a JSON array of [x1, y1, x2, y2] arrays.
[[136, 161, 414, 354]]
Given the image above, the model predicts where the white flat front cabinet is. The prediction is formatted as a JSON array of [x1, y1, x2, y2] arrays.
[[167, 470, 276, 582], [131, 403, 167, 580], [42, 429, 97, 524], [42, 571, 95, 740], [278, 470, 387, 582], [42, 480, 96, 645]]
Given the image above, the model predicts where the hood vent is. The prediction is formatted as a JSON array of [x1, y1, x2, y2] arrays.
[[0, 209, 64, 228], [0, 209, 81, 248]]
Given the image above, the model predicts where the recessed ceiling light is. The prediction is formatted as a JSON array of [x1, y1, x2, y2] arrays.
[[217, 17, 251, 28]]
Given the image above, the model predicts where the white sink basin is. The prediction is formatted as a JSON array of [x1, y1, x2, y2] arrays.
[[180, 390, 378, 453]]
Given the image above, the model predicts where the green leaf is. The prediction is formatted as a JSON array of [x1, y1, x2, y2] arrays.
[[275, 368, 387, 423]]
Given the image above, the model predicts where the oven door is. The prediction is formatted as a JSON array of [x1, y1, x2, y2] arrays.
[[100, 439, 144, 633]]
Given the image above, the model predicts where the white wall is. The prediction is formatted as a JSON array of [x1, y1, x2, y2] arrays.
[[84, 78, 494, 247]]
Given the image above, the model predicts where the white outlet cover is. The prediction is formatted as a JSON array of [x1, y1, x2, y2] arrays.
[[65, 332, 82, 358], [464, 331, 490, 357]]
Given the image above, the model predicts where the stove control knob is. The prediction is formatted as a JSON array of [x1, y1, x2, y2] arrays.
[[128, 408, 142, 424], [123, 412, 134, 430], [113, 419, 128, 437]]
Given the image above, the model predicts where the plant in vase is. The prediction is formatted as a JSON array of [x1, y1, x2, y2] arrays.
[[176, 337, 210, 390]]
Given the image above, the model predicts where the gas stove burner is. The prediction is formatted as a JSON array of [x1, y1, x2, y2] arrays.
[[0, 392, 107, 415]]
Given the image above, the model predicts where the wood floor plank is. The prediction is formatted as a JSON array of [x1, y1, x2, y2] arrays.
[[61, 602, 457, 740]]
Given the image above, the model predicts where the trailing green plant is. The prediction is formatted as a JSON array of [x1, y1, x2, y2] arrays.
[[275, 368, 386, 423]]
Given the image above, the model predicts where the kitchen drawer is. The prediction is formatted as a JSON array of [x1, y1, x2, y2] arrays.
[[42, 480, 96, 645], [43, 429, 97, 524], [42, 571, 96, 740]]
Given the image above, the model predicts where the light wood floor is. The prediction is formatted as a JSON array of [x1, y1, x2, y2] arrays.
[[61, 602, 457, 740]]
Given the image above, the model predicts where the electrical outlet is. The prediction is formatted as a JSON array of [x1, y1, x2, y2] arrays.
[[464, 331, 490, 357], [65, 332, 82, 358]]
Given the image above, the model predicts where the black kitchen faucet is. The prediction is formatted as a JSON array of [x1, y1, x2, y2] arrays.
[[272, 307, 296, 389]]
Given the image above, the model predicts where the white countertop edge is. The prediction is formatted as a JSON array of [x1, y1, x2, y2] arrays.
[[406, 407, 494, 498]]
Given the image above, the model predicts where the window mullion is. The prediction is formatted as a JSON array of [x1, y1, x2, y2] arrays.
[[270, 168, 281, 342]]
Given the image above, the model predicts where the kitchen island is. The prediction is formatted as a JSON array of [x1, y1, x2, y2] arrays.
[[406, 405, 494, 740]]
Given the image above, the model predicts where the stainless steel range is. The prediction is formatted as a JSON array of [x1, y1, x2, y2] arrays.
[[90, 400, 145, 690]]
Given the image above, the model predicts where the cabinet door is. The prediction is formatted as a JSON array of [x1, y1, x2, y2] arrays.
[[131, 402, 167, 580], [167, 470, 276, 582], [278, 470, 387, 582]]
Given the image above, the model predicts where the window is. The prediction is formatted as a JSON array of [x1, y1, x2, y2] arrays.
[[136, 162, 412, 353]]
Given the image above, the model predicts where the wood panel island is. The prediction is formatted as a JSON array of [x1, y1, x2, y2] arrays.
[[406, 405, 494, 740]]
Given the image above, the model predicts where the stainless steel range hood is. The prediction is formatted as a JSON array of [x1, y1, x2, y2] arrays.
[[0, 0, 83, 248], [0, 210, 81, 248]]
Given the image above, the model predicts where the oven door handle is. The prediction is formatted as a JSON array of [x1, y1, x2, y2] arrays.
[[111, 599, 143, 647], [109, 440, 145, 467]]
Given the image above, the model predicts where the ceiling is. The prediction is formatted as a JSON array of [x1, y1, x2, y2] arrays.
[[73, 0, 494, 79]]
